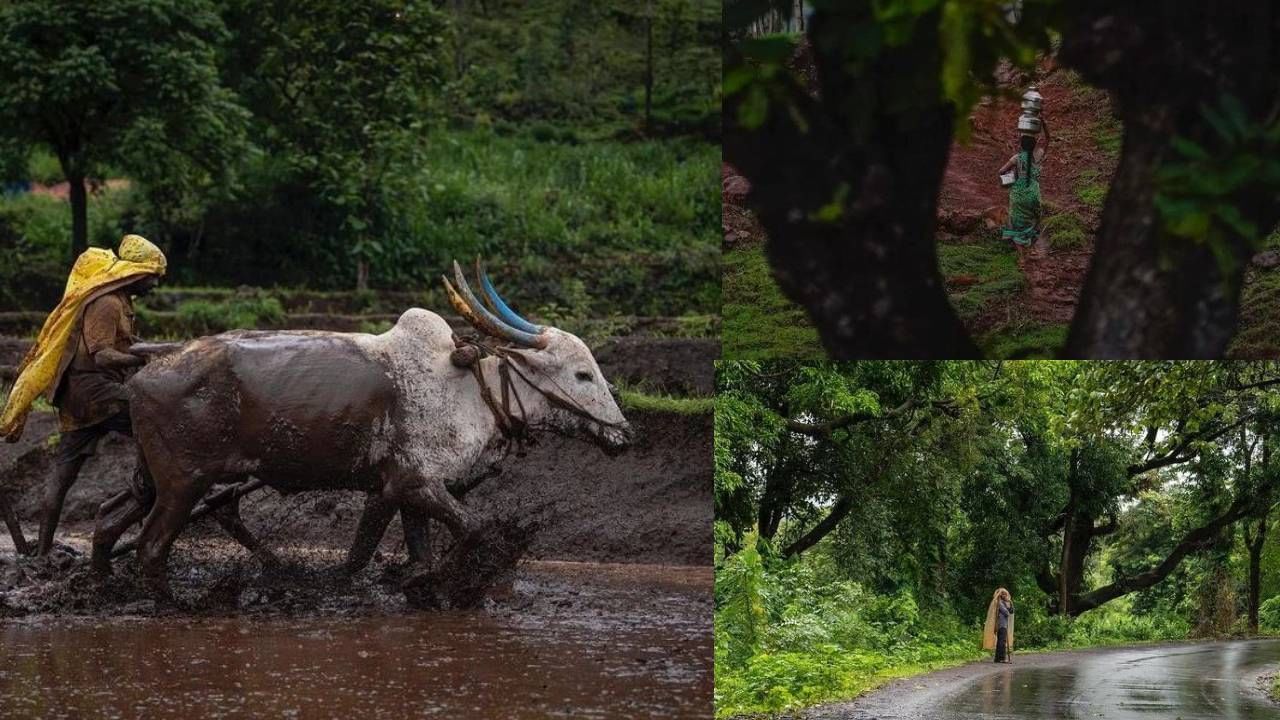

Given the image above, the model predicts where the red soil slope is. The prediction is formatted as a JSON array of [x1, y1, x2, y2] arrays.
[[723, 55, 1122, 339], [939, 60, 1118, 325]]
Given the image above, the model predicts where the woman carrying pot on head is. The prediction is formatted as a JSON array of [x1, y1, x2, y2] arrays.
[[997, 117, 1050, 246], [982, 588, 1015, 663]]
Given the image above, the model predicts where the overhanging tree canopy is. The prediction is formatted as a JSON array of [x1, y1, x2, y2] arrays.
[[716, 360, 1280, 616]]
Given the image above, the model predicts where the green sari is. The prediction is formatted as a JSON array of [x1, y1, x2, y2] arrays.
[[1002, 150, 1041, 246]]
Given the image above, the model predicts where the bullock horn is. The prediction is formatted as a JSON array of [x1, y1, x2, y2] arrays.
[[446, 261, 547, 348], [475, 259, 544, 334]]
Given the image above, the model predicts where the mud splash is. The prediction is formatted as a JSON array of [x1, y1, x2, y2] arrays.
[[0, 562, 712, 719]]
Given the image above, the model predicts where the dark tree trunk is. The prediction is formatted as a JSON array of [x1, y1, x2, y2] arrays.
[[756, 464, 789, 541], [451, 0, 466, 77], [67, 172, 88, 265], [1246, 515, 1268, 634], [1060, 2, 1280, 358], [1058, 510, 1095, 615], [725, 10, 978, 358], [643, 0, 654, 133]]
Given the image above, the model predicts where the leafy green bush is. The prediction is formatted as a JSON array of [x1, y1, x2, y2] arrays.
[[715, 541, 983, 717], [1259, 595, 1280, 633], [156, 130, 718, 316], [27, 149, 64, 185], [1067, 603, 1189, 645], [171, 294, 285, 335], [0, 188, 132, 308]]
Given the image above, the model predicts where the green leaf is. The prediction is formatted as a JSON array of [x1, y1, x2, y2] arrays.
[[1170, 137, 1209, 162], [938, 1, 973, 112], [738, 86, 770, 130], [1214, 203, 1258, 240]]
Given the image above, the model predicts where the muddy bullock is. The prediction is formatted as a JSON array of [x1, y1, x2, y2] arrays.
[[94, 261, 633, 599]]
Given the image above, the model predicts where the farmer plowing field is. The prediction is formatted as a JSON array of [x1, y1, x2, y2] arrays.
[[3, 247, 633, 607], [1, 235, 168, 557], [0, 235, 279, 567]]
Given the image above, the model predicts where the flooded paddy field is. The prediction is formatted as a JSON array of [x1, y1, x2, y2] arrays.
[[0, 396, 713, 717], [0, 562, 711, 719]]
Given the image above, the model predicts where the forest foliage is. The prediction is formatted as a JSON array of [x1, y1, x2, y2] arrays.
[[0, 0, 720, 313], [716, 360, 1280, 716]]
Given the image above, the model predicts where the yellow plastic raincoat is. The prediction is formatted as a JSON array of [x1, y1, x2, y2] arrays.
[[1, 235, 166, 442], [982, 588, 1014, 651]]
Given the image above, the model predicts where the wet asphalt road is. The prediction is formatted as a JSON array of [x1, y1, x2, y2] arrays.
[[800, 640, 1280, 720]]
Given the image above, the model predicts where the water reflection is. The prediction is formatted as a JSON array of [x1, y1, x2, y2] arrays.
[[937, 640, 1280, 719]]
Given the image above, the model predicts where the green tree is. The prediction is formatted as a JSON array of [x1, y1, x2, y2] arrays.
[[221, 0, 447, 289], [0, 0, 246, 263]]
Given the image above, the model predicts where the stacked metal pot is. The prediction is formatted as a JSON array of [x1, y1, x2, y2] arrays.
[[1018, 86, 1043, 135]]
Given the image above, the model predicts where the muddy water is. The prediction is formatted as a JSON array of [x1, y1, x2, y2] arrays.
[[0, 562, 712, 719]]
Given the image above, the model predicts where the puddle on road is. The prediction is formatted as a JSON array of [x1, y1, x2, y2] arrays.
[[0, 562, 712, 719]]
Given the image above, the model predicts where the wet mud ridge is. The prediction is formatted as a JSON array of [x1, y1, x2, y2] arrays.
[[0, 407, 711, 617]]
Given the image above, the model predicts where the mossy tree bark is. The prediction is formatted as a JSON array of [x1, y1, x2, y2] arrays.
[[1060, 2, 1280, 358], [724, 8, 979, 359]]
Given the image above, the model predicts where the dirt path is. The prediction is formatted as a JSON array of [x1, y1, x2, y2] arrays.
[[938, 60, 1118, 328], [790, 640, 1280, 720]]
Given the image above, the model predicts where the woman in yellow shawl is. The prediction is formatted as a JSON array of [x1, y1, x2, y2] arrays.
[[1, 234, 166, 442], [982, 587, 1015, 663], [0, 234, 166, 555]]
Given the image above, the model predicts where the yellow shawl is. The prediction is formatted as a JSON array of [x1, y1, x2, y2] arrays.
[[982, 587, 1014, 651], [1, 234, 166, 441]]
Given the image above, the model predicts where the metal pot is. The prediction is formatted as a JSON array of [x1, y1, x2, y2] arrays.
[[1017, 115, 1042, 134]]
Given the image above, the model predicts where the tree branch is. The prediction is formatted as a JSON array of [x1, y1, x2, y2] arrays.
[[782, 494, 854, 557], [1126, 413, 1256, 477], [1070, 494, 1256, 615], [785, 398, 917, 438]]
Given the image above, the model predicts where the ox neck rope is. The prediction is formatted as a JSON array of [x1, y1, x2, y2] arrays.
[[455, 337, 623, 454]]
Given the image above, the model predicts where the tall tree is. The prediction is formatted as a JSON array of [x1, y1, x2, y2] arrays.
[[221, 0, 447, 290], [0, 0, 246, 263]]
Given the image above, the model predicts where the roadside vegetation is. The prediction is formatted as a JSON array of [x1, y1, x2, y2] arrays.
[[716, 361, 1280, 717]]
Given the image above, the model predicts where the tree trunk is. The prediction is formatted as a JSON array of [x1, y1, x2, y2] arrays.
[[1247, 515, 1268, 634], [67, 172, 88, 265], [356, 259, 369, 292], [643, 0, 654, 134], [1060, 1, 1280, 357], [451, 0, 466, 77], [756, 461, 789, 541], [725, 10, 979, 358]]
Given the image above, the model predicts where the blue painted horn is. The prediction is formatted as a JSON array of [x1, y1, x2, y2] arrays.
[[446, 261, 547, 348], [475, 259, 544, 334]]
